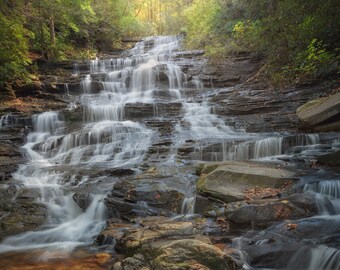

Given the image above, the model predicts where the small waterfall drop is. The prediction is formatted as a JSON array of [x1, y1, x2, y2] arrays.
[[176, 102, 236, 140], [254, 137, 283, 159], [181, 196, 196, 215], [287, 245, 340, 270]]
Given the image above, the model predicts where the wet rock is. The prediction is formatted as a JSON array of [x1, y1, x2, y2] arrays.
[[317, 150, 340, 166], [117, 220, 197, 254], [0, 201, 47, 238], [0, 129, 25, 182], [0, 185, 19, 201], [195, 195, 224, 216], [62, 106, 84, 124], [16, 188, 41, 201], [106, 178, 185, 219], [107, 168, 135, 177], [225, 192, 317, 227], [197, 161, 297, 203], [113, 216, 238, 269], [97, 219, 133, 246], [142, 239, 237, 270], [297, 92, 340, 131], [235, 215, 340, 269], [73, 193, 91, 210], [113, 253, 150, 270]]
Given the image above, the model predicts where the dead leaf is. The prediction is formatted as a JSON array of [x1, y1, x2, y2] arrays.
[[286, 223, 298, 230]]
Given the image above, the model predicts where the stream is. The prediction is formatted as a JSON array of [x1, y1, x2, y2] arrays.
[[0, 35, 339, 269]]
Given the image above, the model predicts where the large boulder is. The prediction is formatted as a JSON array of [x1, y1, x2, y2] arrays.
[[143, 239, 237, 270], [297, 92, 340, 131], [113, 217, 237, 270], [114, 239, 237, 270], [105, 177, 185, 219], [197, 161, 297, 203], [317, 150, 340, 166], [117, 220, 197, 254], [235, 215, 340, 269], [225, 192, 318, 227]]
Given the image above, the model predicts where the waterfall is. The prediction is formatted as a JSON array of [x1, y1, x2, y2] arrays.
[[304, 180, 340, 199], [181, 196, 196, 215], [287, 245, 340, 270], [1, 35, 338, 267], [0, 36, 187, 254], [254, 137, 283, 159], [0, 195, 106, 253], [0, 112, 106, 253], [304, 180, 340, 214], [0, 114, 11, 128], [176, 102, 235, 140], [32, 111, 64, 135]]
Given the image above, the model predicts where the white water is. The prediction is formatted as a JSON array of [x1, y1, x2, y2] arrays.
[[1, 35, 337, 261], [181, 196, 196, 215], [0, 114, 11, 128], [0, 35, 189, 255], [0, 112, 107, 253], [176, 102, 236, 140], [254, 137, 283, 159]]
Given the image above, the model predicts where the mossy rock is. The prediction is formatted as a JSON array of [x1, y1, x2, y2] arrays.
[[297, 92, 340, 130], [143, 239, 237, 270]]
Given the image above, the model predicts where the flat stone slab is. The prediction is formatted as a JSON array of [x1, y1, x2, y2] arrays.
[[197, 161, 297, 203], [297, 92, 340, 128]]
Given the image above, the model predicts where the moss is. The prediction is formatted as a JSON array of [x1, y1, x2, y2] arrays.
[[197, 175, 207, 191], [296, 96, 329, 114], [195, 163, 219, 176], [195, 163, 205, 176], [201, 164, 220, 175]]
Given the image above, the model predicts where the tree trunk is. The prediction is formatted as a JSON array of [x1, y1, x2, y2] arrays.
[[49, 15, 56, 46]]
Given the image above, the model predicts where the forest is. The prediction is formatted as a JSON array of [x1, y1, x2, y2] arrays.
[[0, 0, 339, 87], [0, 1, 340, 269]]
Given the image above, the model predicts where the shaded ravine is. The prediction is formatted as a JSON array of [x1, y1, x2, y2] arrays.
[[0, 36, 339, 269]]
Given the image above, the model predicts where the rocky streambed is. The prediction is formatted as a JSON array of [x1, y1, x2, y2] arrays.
[[0, 35, 339, 269]]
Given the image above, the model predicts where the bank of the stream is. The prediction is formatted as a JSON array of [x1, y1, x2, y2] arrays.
[[0, 36, 339, 269]]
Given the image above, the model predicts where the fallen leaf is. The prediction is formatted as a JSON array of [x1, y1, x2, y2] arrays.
[[286, 223, 298, 230]]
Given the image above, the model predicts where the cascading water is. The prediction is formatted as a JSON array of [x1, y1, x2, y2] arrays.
[[1, 35, 337, 267], [254, 137, 283, 159], [0, 114, 11, 128], [177, 102, 236, 140], [0, 112, 107, 253], [285, 175, 340, 269], [0, 35, 194, 256], [181, 196, 196, 215]]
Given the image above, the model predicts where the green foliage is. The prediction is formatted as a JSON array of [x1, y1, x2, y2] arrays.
[[184, 0, 339, 83], [0, 13, 31, 85], [184, 0, 221, 49], [232, 20, 263, 50], [1, 0, 338, 88], [296, 39, 334, 76], [89, 0, 146, 51]]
